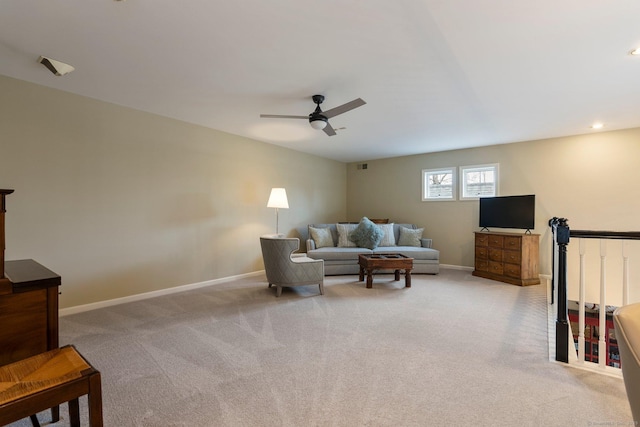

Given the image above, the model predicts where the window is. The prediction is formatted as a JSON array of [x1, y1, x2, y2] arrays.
[[422, 168, 456, 201], [460, 164, 499, 199]]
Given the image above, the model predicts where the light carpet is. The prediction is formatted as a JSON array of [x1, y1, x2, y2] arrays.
[[11, 269, 632, 426]]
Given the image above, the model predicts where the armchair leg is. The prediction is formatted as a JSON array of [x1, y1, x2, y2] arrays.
[[319, 282, 324, 295]]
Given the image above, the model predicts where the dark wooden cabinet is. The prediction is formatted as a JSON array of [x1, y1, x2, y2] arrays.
[[0, 259, 60, 366], [472, 231, 540, 286]]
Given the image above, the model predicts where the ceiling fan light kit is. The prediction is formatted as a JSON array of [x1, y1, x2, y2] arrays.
[[309, 116, 328, 130], [261, 94, 365, 136]]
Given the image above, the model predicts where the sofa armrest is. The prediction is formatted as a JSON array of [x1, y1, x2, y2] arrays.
[[421, 238, 433, 248], [306, 239, 317, 251]]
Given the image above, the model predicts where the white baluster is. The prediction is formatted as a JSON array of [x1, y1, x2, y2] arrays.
[[622, 240, 629, 306], [578, 238, 586, 363], [599, 239, 607, 368]]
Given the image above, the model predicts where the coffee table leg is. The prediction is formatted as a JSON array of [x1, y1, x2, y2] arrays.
[[359, 265, 364, 282], [394, 269, 400, 281], [366, 270, 373, 288], [405, 269, 412, 288]]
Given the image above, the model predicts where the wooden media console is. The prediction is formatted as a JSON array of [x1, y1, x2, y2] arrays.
[[472, 231, 540, 286]]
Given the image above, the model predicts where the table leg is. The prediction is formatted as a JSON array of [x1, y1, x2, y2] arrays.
[[51, 406, 59, 422], [359, 265, 364, 282], [366, 270, 373, 289], [394, 269, 400, 281], [88, 372, 103, 427], [69, 398, 80, 427], [405, 269, 412, 288]]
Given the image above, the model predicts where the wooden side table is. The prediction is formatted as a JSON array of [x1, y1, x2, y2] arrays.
[[0, 345, 103, 426]]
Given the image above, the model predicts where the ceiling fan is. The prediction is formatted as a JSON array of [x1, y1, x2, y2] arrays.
[[260, 95, 366, 136]]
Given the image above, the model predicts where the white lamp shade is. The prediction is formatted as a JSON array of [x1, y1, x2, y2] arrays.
[[267, 188, 289, 209]]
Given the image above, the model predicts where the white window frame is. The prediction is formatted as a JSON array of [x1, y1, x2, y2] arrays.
[[459, 163, 499, 200], [422, 167, 456, 201]]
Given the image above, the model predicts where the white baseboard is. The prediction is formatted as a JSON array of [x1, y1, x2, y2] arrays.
[[59, 270, 265, 317], [441, 263, 552, 280], [60, 266, 550, 316]]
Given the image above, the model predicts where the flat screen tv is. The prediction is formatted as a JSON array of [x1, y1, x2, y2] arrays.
[[479, 195, 535, 231]]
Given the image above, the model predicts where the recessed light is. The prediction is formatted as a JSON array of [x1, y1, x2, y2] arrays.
[[630, 48, 640, 55], [591, 123, 604, 130]]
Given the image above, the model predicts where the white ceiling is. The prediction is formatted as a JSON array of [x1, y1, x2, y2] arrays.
[[2, 1, 639, 163]]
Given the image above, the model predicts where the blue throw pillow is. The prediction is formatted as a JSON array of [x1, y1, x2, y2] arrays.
[[349, 217, 384, 249]]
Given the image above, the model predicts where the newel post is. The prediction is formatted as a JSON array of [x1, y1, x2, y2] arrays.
[[554, 217, 570, 363]]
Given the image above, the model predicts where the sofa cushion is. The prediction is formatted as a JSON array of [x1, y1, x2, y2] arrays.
[[308, 246, 372, 261], [377, 223, 396, 247], [398, 226, 424, 247], [374, 246, 439, 260], [336, 223, 358, 247], [393, 223, 416, 243], [309, 226, 335, 248], [349, 217, 384, 250]]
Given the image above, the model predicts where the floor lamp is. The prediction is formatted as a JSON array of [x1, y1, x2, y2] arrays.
[[267, 188, 289, 235]]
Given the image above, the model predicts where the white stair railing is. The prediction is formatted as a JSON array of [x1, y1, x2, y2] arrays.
[[549, 220, 640, 374]]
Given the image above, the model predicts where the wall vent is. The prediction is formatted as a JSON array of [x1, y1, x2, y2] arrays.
[[357, 163, 368, 170]]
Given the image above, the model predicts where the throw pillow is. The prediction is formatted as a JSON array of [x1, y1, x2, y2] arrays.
[[309, 226, 335, 248], [336, 223, 358, 247], [377, 223, 396, 247], [349, 217, 384, 250], [398, 226, 423, 247]]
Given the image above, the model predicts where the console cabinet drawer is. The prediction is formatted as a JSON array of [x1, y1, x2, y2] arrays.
[[488, 261, 503, 275], [472, 232, 540, 286], [476, 234, 489, 246], [488, 235, 504, 247], [488, 248, 503, 262], [504, 237, 521, 250], [475, 259, 489, 272], [504, 250, 521, 264], [504, 263, 521, 278], [475, 247, 488, 259]]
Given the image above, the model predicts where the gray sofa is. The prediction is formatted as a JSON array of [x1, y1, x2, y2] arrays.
[[304, 223, 439, 275]]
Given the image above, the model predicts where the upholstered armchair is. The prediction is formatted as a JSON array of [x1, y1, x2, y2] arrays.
[[613, 302, 640, 423], [260, 235, 324, 297]]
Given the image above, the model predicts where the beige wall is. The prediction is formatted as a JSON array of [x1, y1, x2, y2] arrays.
[[4, 73, 639, 308], [0, 76, 346, 308], [347, 128, 640, 289]]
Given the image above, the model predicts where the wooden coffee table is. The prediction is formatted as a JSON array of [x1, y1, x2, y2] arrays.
[[358, 254, 413, 289]]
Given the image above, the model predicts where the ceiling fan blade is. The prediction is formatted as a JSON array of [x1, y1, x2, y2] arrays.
[[260, 114, 307, 119], [323, 98, 366, 119], [323, 124, 336, 136]]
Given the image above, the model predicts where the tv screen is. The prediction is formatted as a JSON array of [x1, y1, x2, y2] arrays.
[[479, 195, 535, 231]]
